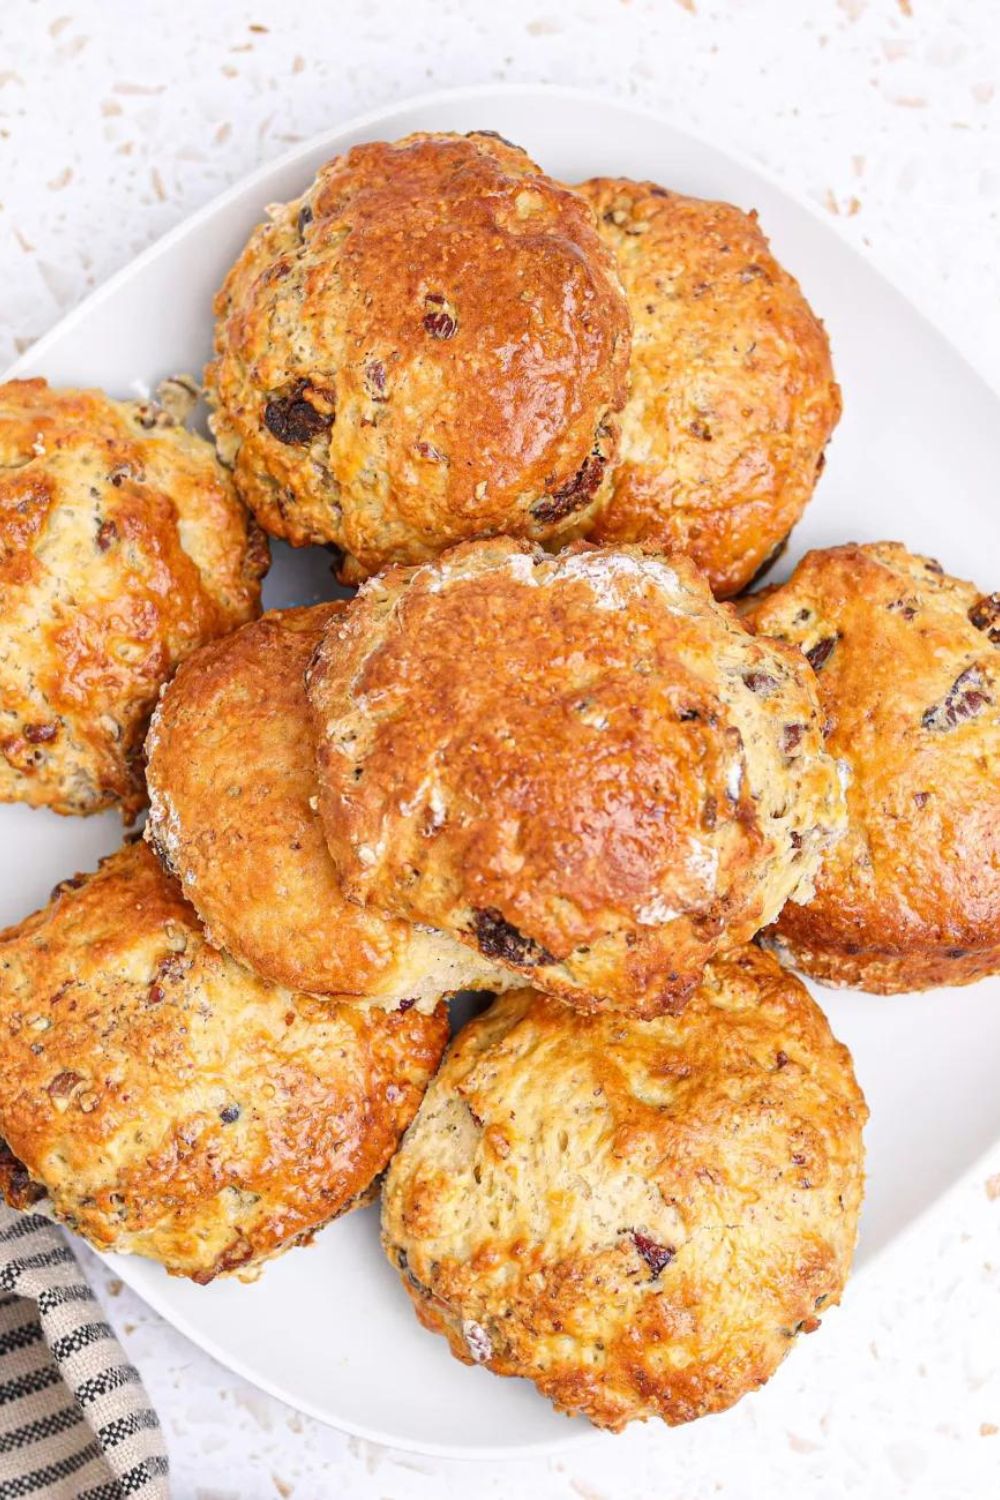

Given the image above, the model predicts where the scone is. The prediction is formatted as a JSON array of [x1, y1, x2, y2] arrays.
[[306, 537, 847, 1017], [0, 843, 450, 1282], [574, 180, 841, 598], [207, 131, 631, 581], [145, 603, 504, 1003], [383, 946, 867, 1431], [0, 378, 268, 819], [745, 541, 1000, 991]]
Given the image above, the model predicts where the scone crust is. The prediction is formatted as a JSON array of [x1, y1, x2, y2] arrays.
[[207, 132, 631, 580], [745, 542, 1000, 991], [382, 947, 867, 1431], [0, 843, 449, 1281], [0, 378, 268, 819], [145, 603, 504, 1003], [306, 537, 847, 1016], [575, 180, 841, 598]]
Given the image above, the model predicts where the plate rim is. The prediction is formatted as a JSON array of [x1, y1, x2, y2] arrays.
[[97, 1237, 602, 1462], [5, 79, 998, 408], [9, 78, 1000, 1459]]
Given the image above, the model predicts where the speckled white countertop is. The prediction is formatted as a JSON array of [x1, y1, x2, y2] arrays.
[[2, 2, 999, 1497]]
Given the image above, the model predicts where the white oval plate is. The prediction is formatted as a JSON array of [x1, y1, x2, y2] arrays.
[[5, 83, 1000, 1459]]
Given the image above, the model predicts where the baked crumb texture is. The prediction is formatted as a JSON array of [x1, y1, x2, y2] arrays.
[[307, 536, 848, 1017], [383, 947, 867, 1430], [207, 131, 631, 581], [0, 843, 449, 1281], [746, 541, 1000, 991], [0, 377, 268, 819]]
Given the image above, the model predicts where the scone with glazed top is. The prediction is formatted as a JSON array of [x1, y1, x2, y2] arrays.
[[306, 537, 847, 1017], [145, 603, 505, 1004], [207, 131, 631, 581], [382, 946, 867, 1430], [0, 843, 450, 1282], [0, 377, 268, 820], [745, 541, 1000, 991], [574, 179, 841, 598]]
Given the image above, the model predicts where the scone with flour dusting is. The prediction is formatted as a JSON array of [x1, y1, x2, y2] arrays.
[[306, 537, 847, 1017]]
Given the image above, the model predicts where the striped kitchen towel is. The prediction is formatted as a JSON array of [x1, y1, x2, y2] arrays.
[[0, 1206, 168, 1500]]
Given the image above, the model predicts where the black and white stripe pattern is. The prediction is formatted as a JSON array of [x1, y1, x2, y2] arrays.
[[0, 1207, 168, 1499]]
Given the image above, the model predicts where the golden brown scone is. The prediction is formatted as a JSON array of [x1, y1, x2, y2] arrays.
[[383, 946, 867, 1431], [145, 603, 505, 1004], [574, 180, 841, 598], [306, 537, 847, 1017], [0, 378, 268, 820], [745, 542, 1000, 991], [0, 842, 449, 1282], [207, 131, 631, 581]]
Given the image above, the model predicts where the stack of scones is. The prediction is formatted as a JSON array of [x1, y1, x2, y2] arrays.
[[2, 130, 997, 1430]]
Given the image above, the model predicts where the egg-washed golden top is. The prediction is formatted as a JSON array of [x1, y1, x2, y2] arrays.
[[145, 603, 505, 1004], [0, 842, 449, 1281], [745, 541, 1000, 992], [207, 131, 631, 582], [0, 378, 267, 820], [382, 946, 867, 1431], [574, 180, 841, 598], [306, 537, 847, 1017]]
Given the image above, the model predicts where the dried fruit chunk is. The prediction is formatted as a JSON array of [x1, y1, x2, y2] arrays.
[[531, 450, 608, 524], [969, 593, 1000, 645], [262, 384, 333, 445], [631, 1230, 675, 1278], [921, 665, 992, 732], [473, 908, 554, 968], [806, 636, 837, 673]]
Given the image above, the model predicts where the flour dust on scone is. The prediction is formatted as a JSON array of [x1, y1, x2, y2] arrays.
[[306, 536, 847, 1017]]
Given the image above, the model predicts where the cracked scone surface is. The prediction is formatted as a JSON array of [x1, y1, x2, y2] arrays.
[[382, 947, 867, 1431], [0, 378, 268, 819], [207, 131, 631, 581], [0, 842, 449, 1281], [145, 602, 504, 1003], [306, 537, 847, 1017], [575, 180, 841, 598], [745, 541, 1000, 991]]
